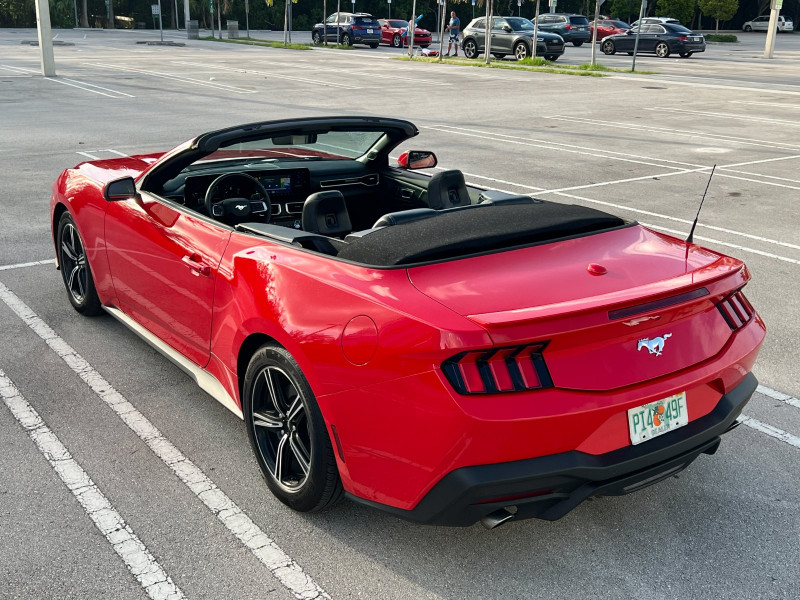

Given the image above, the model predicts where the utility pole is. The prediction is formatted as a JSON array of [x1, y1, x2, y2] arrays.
[[34, 0, 56, 76], [763, 0, 782, 59]]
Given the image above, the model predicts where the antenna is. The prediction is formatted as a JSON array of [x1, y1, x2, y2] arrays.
[[687, 165, 716, 244]]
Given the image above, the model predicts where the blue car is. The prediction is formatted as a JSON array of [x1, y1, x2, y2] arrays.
[[312, 12, 382, 48]]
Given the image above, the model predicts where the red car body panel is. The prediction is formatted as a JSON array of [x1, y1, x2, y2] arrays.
[[49, 119, 765, 525], [590, 20, 631, 40], [378, 18, 432, 46]]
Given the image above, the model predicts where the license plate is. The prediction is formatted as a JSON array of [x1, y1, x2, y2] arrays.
[[628, 392, 688, 445], [367, 28, 373, 34], [691, 36, 701, 41]]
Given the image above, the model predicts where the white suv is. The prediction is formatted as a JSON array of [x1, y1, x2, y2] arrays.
[[742, 15, 794, 32]]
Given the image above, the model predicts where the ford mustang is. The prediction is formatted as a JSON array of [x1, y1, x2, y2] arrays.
[[50, 116, 765, 528]]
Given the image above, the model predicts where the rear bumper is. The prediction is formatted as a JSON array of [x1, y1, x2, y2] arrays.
[[347, 372, 757, 526]]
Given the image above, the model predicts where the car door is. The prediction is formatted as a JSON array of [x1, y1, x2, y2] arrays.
[[753, 16, 767, 31], [492, 18, 513, 54], [378, 19, 391, 44], [470, 18, 487, 53], [325, 14, 338, 41], [104, 193, 231, 367]]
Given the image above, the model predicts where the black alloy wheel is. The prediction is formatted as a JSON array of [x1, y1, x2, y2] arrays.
[[601, 39, 616, 55], [392, 33, 402, 47], [57, 212, 102, 316], [463, 38, 479, 59], [513, 41, 529, 61], [244, 345, 342, 512], [655, 41, 671, 57]]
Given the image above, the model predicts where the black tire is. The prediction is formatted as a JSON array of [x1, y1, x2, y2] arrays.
[[679, 51, 693, 58], [368, 42, 379, 48], [392, 33, 402, 47], [513, 41, 529, 61], [572, 40, 584, 47], [655, 41, 670, 58], [627, 52, 634, 55], [544, 54, 558, 61], [57, 211, 102, 316], [312, 31, 322, 45], [492, 53, 507, 59], [744, 25, 752, 32], [601, 39, 616, 55], [463, 38, 479, 59], [243, 345, 342, 512], [341, 32, 351, 46]]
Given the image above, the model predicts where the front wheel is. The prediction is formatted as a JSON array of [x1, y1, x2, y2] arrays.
[[392, 33, 402, 47], [655, 42, 670, 58], [572, 40, 584, 47], [679, 51, 693, 58], [601, 40, 616, 55], [57, 211, 102, 316], [312, 31, 321, 45], [744, 25, 752, 32], [463, 38, 479, 59], [544, 54, 558, 61], [243, 345, 343, 512], [513, 41, 529, 61], [340, 32, 351, 46]]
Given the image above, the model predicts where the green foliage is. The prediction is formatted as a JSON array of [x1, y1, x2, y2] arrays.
[[653, 0, 697, 25], [608, 0, 641, 22], [699, 0, 738, 22], [705, 33, 738, 40]]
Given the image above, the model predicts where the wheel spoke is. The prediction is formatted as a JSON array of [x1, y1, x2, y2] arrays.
[[272, 433, 289, 482], [67, 264, 83, 298], [286, 396, 304, 426], [252, 410, 282, 429], [263, 368, 286, 416], [61, 239, 78, 262], [289, 433, 311, 476]]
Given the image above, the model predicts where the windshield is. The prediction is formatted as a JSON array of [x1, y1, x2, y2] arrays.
[[199, 130, 387, 164], [507, 18, 535, 31], [389, 20, 409, 28]]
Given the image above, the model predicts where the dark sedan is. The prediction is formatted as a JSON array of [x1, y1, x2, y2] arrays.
[[461, 16, 566, 61], [601, 23, 705, 58]]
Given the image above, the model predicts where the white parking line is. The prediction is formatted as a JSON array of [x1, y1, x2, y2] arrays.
[[610, 75, 800, 97], [645, 107, 800, 127], [88, 63, 258, 94], [3, 65, 134, 98], [0, 259, 56, 271], [171, 60, 361, 89], [0, 281, 330, 600], [729, 100, 800, 110], [0, 370, 185, 600], [737, 416, 800, 449], [757, 385, 800, 410]]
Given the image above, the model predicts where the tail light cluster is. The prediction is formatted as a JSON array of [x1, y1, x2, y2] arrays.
[[442, 343, 553, 395], [717, 289, 754, 331]]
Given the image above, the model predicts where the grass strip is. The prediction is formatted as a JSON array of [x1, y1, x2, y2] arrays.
[[200, 36, 311, 50]]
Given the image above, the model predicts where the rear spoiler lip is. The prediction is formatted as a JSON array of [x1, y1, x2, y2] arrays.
[[468, 258, 748, 329]]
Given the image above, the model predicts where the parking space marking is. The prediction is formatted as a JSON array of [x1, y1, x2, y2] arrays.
[[1, 64, 33, 75], [76, 149, 130, 160], [0, 370, 185, 600], [737, 415, 800, 449], [0, 259, 56, 272], [611, 75, 800, 97], [88, 63, 258, 94], [554, 192, 800, 252], [757, 385, 800, 410], [172, 60, 361, 89], [646, 107, 800, 127], [3, 65, 135, 98], [639, 222, 800, 265], [544, 116, 800, 152], [729, 100, 800, 110], [0, 281, 331, 600]]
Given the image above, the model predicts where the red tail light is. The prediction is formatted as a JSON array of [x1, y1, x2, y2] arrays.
[[717, 289, 754, 331], [565, 25, 572, 30], [679, 35, 688, 41], [442, 342, 553, 395]]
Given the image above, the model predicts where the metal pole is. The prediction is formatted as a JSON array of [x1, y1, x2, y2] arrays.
[[631, 0, 646, 72], [336, 2, 341, 44], [763, 0, 779, 59], [532, 0, 540, 59], [158, 0, 164, 41], [245, 0, 249, 38], [210, 0, 215, 39], [590, 0, 600, 66], [438, 0, 446, 61], [408, 0, 417, 56], [73, 0, 78, 27], [484, 0, 491, 64], [184, 0, 190, 28]]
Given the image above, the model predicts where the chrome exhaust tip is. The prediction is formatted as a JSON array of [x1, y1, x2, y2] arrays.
[[480, 507, 515, 530]]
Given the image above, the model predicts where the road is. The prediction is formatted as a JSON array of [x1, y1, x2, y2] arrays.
[[0, 27, 798, 600]]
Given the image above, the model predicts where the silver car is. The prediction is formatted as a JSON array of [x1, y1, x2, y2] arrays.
[[742, 15, 794, 32], [461, 16, 566, 61]]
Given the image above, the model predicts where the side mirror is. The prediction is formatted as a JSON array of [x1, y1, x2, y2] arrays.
[[503, 25, 512, 32], [104, 176, 137, 201], [397, 151, 438, 170]]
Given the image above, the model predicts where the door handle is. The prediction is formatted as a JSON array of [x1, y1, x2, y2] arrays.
[[182, 253, 211, 277]]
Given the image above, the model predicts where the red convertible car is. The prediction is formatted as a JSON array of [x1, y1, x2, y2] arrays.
[[51, 117, 765, 528], [378, 18, 433, 47]]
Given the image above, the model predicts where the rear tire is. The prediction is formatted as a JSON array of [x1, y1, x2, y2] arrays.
[[463, 38, 479, 59], [655, 41, 670, 58], [369, 42, 379, 48], [243, 345, 343, 513], [341, 32, 352, 46], [544, 54, 558, 61], [744, 25, 752, 32], [57, 212, 102, 316], [601, 39, 616, 55], [679, 51, 693, 58], [392, 33, 402, 47], [572, 41, 584, 47]]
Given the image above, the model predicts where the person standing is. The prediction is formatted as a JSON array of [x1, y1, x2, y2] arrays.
[[445, 10, 461, 56]]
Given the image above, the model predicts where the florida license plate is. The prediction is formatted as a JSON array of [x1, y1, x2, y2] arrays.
[[367, 28, 374, 33], [628, 392, 688, 445]]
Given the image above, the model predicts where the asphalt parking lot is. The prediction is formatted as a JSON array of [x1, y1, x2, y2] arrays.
[[1, 26, 798, 600]]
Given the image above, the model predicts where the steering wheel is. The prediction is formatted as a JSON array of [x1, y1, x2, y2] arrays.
[[204, 173, 271, 224]]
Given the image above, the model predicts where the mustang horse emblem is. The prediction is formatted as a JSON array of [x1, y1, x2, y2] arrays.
[[637, 333, 672, 356]]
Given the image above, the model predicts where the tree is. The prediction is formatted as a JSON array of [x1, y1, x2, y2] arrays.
[[699, 0, 737, 31], [653, 0, 696, 24]]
